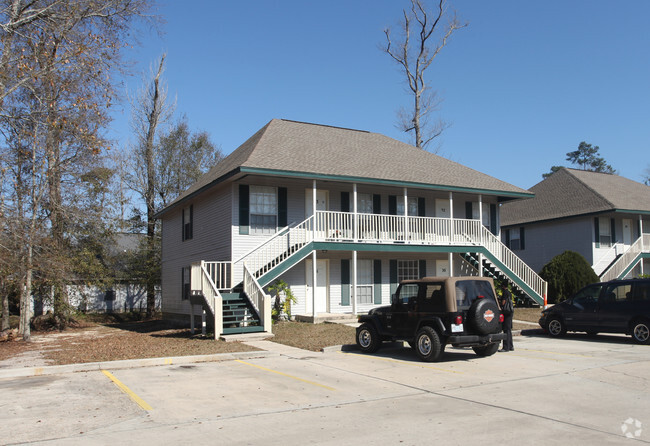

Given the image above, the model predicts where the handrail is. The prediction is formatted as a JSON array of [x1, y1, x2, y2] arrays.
[[243, 264, 272, 333], [190, 261, 223, 339], [592, 242, 625, 276], [600, 235, 647, 281]]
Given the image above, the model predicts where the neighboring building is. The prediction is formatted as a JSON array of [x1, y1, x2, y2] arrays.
[[500, 167, 650, 280], [34, 233, 162, 314], [157, 119, 546, 336]]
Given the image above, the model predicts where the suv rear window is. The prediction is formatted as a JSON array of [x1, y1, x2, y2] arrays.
[[455, 280, 496, 310]]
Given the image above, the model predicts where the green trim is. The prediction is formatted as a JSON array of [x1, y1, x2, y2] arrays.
[[616, 253, 650, 279], [239, 167, 533, 199], [311, 242, 473, 254], [257, 243, 315, 287], [504, 209, 650, 229]]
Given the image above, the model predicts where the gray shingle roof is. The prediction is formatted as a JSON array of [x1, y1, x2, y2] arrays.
[[501, 167, 650, 226], [161, 119, 531, 214]]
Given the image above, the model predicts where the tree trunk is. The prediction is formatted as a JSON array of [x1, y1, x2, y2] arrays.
[[1, 280, 9, 331]]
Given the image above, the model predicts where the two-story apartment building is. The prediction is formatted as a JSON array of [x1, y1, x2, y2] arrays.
[[157, 119, 546, 336], [501, 168, 650, 281]]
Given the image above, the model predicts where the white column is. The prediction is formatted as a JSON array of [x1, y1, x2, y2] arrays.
[[312, 250, 317, 318], [352, 250, 358, 316], [448, 252, 454, 277], [312, 180, 317, 240], [449, 192, 454, 276], [403, 187, 408, 241], [353, 183, 358, 242]]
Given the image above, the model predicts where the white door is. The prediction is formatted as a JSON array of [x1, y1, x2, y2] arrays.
[[623, 219, 632, 246], [436, 259, 450, 277], [435, 199, 451, 218], [305, 189, 328, 216], [306, 259, 328, 314]]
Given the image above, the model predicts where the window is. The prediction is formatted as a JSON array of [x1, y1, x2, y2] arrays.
[[356, 259, 373, 304], [182, 267, 191, 300], [397, 196, 418, 216], [634, 282, 650, 301], [599, 217, 612, 248], [104, 289, 116, 301], [358, 193, 374, 214], [182, 205, 193, 241], [602, 283, 632, 303], [422, 283, 446, 312], [250, 186, 277, 234], [572, 285, 602, 305], [399, 283, 420, 306], [397, 260, 419, 282], [455, 280, 496, 310], [509, 228, 521, 250]]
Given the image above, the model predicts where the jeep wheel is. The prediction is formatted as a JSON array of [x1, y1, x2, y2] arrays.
[[356, 323, 381, 353], [414, 326, 444, 362], [472, 343, 499, 357], [546, 317, 566, 337], [631, 319, 650, 345], [467, 298, 501, 335]]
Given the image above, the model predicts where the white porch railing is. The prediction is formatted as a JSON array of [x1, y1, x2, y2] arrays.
[[593, 242, 625, 276], [600, 234, 650, 282], [190, 261, 222, 339], [243, 265, 272, 333], [198, 211, 547, 304]]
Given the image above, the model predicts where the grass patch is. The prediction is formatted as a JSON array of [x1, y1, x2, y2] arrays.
[[271, 321, 356, 351]]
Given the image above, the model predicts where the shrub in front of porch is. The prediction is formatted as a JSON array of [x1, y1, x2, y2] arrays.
[[540, 251, 599, 303]]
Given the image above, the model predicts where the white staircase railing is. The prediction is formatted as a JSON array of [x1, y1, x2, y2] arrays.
[[243, 265, 272, 333], [190, 261, 223, 339], [600, 235, 649, 282], [593, 242, 625, 276]]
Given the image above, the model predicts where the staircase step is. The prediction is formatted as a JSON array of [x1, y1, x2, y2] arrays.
[[222, 326, 265, 335]]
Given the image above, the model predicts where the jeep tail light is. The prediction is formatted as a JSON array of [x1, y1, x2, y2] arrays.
[[499, 314, 504, 323], [455, 315, 463, 325], [477, 295, 484, 299]]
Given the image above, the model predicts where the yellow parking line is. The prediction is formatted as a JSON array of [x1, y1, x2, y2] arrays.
[[235, 360, 336, 391], [340, 351, 463, 374], [101, 370, 153, 411]]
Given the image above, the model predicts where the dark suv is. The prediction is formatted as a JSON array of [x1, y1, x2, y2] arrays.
[[539, 278, 650, 344], [356, 277, 506, 362]]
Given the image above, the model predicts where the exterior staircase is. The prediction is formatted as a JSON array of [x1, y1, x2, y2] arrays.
[[221, 292, 265, 334]]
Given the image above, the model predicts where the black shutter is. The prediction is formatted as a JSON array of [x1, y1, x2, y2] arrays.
[[419, 259, 426, 278], [389, 195, 397, 215], [520, 227, 525, 250], [374, 259, 382, 304], [181, 206, 186, 241], [341, 192, 350, 212], [278, 187, 288, 227], [418, 197, 425, 217], [466, 202, 473, 219], [505, 229, 511, 248], [341, 259, 350, 306], [594, 217, 600, 248], [373, 194, 381, 214], [239, 185, 249, 235], [188, 205, 193, 240], [389, 259, 398, 296], [610, 218, 616, 244], [490, 204, 497, 234]]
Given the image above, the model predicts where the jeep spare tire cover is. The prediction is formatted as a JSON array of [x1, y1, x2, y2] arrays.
[[467, 298, 501, 335]]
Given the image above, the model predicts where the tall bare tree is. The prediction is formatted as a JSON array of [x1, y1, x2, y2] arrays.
[[384, 0, 466, 150]]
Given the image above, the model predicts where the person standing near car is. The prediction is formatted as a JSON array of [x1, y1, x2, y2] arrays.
[[499, 283, 514, 352]]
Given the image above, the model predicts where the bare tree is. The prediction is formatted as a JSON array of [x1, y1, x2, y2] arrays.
[[127, 54, 174, 318], [384, 0, 467, 150]]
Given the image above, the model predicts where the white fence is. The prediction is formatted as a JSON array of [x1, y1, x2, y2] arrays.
[[600, 234, 650, 282]]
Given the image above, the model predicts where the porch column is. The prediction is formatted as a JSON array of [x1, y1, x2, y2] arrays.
[[478, 195, 484, 277], [641, 215, 645, 250], [312, 180, 317, 240], [448, 252, 454, 277], [312, 250, 317, 318], [449, 191, 454, 244], [353, 183, 358, 242], [404, 188, 409, 243], [352, 250, 358, 316]]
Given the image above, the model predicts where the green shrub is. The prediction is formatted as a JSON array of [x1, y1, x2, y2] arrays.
[[540, 251, 599, 303]]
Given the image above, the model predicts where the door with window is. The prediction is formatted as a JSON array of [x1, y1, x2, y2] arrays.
[[306, 259, 328, 314]]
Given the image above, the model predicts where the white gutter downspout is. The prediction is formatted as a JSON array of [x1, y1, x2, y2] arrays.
[[352, 184, 358, 316]]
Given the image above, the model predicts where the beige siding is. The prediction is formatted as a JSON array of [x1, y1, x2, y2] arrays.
[[161, 184, 232, 317]]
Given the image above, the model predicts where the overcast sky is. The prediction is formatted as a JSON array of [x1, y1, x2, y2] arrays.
[[109, 0, 650, 190]]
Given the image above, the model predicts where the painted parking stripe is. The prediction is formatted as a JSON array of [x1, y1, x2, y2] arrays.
[[340, 351, 463, 374], [235, 360, 336, 391], [101, 370, 153, 411]]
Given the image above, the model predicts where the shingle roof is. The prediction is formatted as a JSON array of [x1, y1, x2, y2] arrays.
[[501, 168, 650, 226], [160, 119, 532, 215]]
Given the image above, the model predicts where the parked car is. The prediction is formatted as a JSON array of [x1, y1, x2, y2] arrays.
[[356, 276, 506, 362], [539, 278, 650, 344]]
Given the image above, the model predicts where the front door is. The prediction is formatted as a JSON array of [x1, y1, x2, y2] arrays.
[[623, 219, 632, 246], [436, 259, 450, 277], [305, 189, 328, 216], [435, 199, 450, 218], [306, 259, 328, 314]]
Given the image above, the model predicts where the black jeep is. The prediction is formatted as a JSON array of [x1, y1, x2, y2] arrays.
[[356, 276, 506, 362]]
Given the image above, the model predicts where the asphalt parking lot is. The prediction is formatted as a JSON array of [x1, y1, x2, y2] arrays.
[[1, 332, 649, 445]]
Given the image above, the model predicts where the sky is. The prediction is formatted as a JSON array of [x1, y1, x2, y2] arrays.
[[109, 0, 650, 190]]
